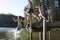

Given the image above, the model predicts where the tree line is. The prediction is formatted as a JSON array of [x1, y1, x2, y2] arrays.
[[0, 14, 23, 28]]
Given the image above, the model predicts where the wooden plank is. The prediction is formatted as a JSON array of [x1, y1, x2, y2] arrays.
[[32, 21, 60, 29], [48, 21, 60, 27]]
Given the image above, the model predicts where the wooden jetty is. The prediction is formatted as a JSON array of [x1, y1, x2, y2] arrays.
[[31, 21, 60, 32], [30, 18, 60, 40]]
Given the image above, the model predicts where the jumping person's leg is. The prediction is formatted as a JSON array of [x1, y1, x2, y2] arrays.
[[26, 24, 30, 31], [40, 13, 45, 19], [32, 13, 40, 21], [26, 11, 30, 16]]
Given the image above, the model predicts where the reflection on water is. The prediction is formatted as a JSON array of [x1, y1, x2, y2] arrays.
[[0, 27, 30, 40]]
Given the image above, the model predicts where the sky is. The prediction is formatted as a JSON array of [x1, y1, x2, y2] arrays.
[[0, 0, 28, 17]]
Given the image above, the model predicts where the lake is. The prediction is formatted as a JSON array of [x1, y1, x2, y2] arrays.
[[0, 27, 30, 40], [0, 27, 60, 40], [0, 27, 16, 40]]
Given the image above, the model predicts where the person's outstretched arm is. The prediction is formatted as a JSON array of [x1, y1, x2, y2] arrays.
[[12, 17, 17, 22]]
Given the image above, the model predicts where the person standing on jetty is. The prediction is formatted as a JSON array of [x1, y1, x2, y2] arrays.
[[47, 6, 53, 22]]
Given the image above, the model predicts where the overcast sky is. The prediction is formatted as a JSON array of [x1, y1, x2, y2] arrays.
[[0, 0, 28, 17]]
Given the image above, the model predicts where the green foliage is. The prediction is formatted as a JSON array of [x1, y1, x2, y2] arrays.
[[31, 15, 38, 23], [23, 18, 27, 27], [32, 0, 40, 15], [24, 12, 27, 27]]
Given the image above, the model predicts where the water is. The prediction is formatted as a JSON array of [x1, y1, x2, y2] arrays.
[[0, 27, 30, 40], [0, 27, 16, 40]]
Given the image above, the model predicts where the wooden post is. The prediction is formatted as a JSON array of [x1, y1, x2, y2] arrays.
[[43, 18, 46, 40], [41, 32, 43, 40], [30, 14, 32, 40], [39, 32, 41, 40], [39, 32, 42, 40], [49, 31, 51, 40]]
